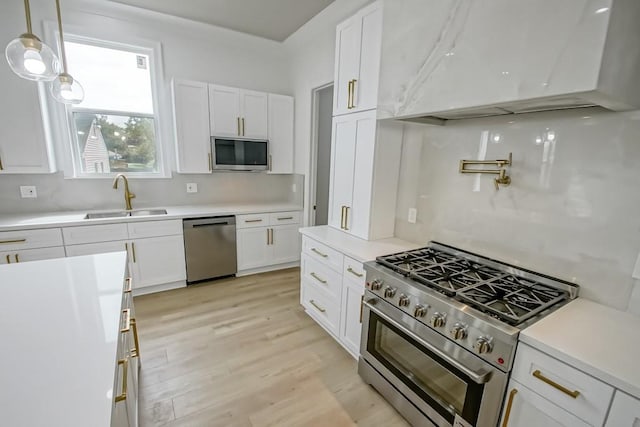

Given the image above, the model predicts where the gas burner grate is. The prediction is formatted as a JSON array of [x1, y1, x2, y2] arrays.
[[376, 247, 457, 276]]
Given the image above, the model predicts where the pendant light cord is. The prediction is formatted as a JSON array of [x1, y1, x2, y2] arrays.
[[54, 0, 68, 73], [24, 0, 33, 33]]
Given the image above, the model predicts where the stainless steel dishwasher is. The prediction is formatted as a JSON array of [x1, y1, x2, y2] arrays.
[[183, 216, 237, 284]]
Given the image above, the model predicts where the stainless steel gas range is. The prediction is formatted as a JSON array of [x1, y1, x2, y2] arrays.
[[358, 242, 579, 427]]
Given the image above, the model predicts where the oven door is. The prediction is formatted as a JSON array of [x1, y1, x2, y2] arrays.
[[360, 296, 507, 427]]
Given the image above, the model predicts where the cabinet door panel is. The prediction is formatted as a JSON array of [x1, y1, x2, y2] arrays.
[[237, 227, 270, 271], [267, 94, 294, 173], [173, 80, 211, 173], [605, 391, 640, 427], [340, 279, 364, 358], [270, 225, 300, 265], [130, 235, 186, 289], [328, 115, 357, 231], [349, 112, 377, 238], [240, 90, 268, 139], [333, 15, 362, 116], [353, 3, 382, 113], [500, 380, 590, 427], [209, 85, 241, 137]]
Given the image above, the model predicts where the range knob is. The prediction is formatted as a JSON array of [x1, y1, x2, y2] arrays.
[[398, 294, 410, 307], [474, 336, 493, 354], [384, 286, 397, 298], [430, 312, 446, 328], [449, 323, 467, 340], [370, 279, 383, 291], [414, 304, 427, 318]]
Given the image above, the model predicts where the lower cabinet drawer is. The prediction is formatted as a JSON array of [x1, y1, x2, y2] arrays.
[[1, 246, 66, 264], [0, 228, 63, 251], [301, 236, 343, 273], [127, 219, 182, 239], [301, 279, 340, 336], [236, 213, 270, 229], [605, 390, 640, 426], [63, 223, 129, 245], [343, 256, 365, 286], [301, 254, 342, 298], [512, 343, 614, 425], [268, 211, 301, 226]]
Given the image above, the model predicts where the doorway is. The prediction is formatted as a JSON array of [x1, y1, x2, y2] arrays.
[[310, 84, 334, 226]]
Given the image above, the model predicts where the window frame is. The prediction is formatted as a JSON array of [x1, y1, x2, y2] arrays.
[[41, 22, 171, 179]]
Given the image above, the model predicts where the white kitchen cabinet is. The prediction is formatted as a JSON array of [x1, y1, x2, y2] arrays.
[[65, 240, 128, 257], [0, 227, 64, 264], [128, 235, 186, 290], [500, 379, 590, 427], [328, 110, 403, 240], [236, 211, 301, 273], [209, 85, 268, 139], [0, 246, 65, 264], [172, 79, 211, 173], [333, 1, 382, 116], [267, 94, 294, 173], [340, 276, 365, 357], [605, 391, 640, 427]]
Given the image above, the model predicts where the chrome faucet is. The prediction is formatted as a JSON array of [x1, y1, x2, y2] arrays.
[[112, 174, 136, 210]]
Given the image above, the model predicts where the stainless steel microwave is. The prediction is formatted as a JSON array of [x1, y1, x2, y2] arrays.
[[211, 137, 269, 171]]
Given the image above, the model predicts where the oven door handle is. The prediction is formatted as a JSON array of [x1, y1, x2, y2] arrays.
[[364, 300, 493, 385]]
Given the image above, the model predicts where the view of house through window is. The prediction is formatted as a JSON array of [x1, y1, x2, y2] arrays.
[[64, 39, 159, 175]]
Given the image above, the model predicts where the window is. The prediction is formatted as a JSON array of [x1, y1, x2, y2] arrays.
[[63, 38, 163, 176]]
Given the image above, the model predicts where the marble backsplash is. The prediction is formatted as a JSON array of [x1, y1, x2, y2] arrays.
[[393, 107, 640, 313]]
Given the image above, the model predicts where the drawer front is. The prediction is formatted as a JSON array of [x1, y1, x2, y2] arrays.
[[0, 228, 63, 251], [301, 279, 340, 336], [236, 213, 270, 229], [127, 219, 182, 239], [301, 254, 342, 298], [268, 211, 301, 226], [605, 390, 640, 427], [1, 246, 66, 264], [343, 256, 365, 286], [63, 224, 129, 245], [65, 240, 128, 257], [512, 343, 614, 425], [301, 236, 343, 273]]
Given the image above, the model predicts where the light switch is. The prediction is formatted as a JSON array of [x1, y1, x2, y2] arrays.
[[632, 252, 640, 279], [186, 183, 198, 193], [20, 186, 37, 198], [408, 208, 417, 224]]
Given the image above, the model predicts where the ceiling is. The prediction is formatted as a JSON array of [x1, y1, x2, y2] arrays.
[[107, 0, 336, 41]]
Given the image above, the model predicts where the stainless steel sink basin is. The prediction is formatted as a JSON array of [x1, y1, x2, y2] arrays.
[[84, 209, 167, 219]]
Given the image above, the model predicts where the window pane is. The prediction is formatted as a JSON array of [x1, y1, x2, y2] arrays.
[[65, 41, 153, 114], [73, 112, 157, 173]]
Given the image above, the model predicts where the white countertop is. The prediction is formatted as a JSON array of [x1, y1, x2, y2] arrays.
[[521, 298, 640, 399], [299, 225, 420, 262], [0, 252, 128, 427], [0, 203, 302, 231]]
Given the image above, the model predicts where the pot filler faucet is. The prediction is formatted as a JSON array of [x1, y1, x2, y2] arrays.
[[112, 174, 136, 210]]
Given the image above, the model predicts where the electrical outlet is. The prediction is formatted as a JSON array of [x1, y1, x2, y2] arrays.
[[292, 183, 297, 193], [186, 183, 198, 193], [20, 186, 37, 198], [632, 252, 640, 279], [408, 208, 417, 224]]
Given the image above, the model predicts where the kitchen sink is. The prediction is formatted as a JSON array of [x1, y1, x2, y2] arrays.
[[84, 209, 167, 219]]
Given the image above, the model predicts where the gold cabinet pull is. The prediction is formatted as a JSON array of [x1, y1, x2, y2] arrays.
[[501, 388, 517, 427], [245, 219, 263, 223], [0, 239, 26, 244], [347, 80, 352, 109], [310, 272, 327, 284], [241, 117, 245, 136], [115, 358, 128, 402], [311, 248, 328, 258], [131, 242, 137, 263], [277, 216, 293, 221], [266, 228, 272, 245], [269, 228, 273, 245], [340, 206, 346, 229], [123, 277, 132, 293], [0, 154, 3, 170], [359, 295, 364, 323], [309, 300, 326, 313], [347, 267, 363, 278], [5, 255, 10, 264], [130, 318, 141, 358], [343, 206, 350, 230], [120, 309, 131, 333], [350, 79, 357, 109], [237, 117, 241, 136], [532, 370, 580, 398], [208, 152, 213, 172], [14, 254, 19, 263]]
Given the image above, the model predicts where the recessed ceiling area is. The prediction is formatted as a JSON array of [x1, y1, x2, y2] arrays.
[[107, 0, 336, 41]]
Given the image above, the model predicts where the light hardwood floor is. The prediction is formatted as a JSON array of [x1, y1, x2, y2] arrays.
[[134, 267, 410, 427]]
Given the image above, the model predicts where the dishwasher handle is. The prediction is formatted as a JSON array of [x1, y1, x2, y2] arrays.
[[183, 216, 236, 228]]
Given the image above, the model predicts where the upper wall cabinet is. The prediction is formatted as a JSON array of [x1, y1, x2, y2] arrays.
[[333, 1, 382, 116], [0, 79, 55, 174], [209, 84, 268, 139], [377, 0, 640, 122], [267, 94, 294, 174], [173, 79, 211, 174]]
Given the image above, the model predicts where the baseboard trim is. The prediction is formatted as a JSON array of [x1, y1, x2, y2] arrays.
[[236, 261, 300, 277], [132, 280, 186, 296]]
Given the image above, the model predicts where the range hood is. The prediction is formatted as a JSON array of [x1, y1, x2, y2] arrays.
[[376, 0, 640, 124]]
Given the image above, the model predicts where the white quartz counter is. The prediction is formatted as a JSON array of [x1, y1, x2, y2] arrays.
[[521, 298, 640, 399], [0, 252, 128, 427], [0, 203, 302, 232], [299, 225, 420, 262]]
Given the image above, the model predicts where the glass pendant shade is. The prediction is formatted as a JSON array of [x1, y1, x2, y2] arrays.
[[5, 33, 59, 81], [50, 72, 84, 104]]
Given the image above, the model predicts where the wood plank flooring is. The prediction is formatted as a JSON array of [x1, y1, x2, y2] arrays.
[[134, 268, 409, 427]]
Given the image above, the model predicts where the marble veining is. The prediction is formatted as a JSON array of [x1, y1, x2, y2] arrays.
[[394, 107, 640, 314]]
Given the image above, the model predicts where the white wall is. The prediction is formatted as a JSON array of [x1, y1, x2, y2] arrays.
[[394, 107, 640, 314], [284, 0, 371, 226], [0, 0, 296, 214]]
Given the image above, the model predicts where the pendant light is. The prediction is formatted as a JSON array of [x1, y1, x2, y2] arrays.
[[5, 0, 60, 81], [50, 0, 84, 104]]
